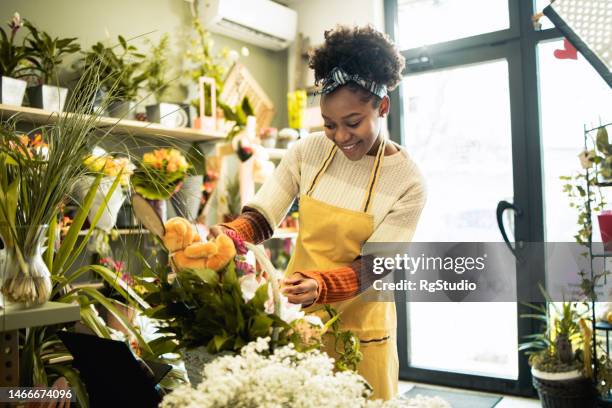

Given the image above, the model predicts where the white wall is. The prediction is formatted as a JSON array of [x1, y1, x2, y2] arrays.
[[287, 0, 385, 91]]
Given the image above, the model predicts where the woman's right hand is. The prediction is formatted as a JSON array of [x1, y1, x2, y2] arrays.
[[208, 224, 230, 239]]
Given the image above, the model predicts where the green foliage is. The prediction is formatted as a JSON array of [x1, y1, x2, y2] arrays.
[[218, 96, 254, 140], [78, 35, 146, 101], [143, 34, 171, 102], [140, 258, 291, 354], [0, 13, 32, 78], [324, 305, 363, 372], [23, 20, 80, 85]]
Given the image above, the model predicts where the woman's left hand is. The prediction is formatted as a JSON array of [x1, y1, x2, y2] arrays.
[[281, 273, 318, 306]]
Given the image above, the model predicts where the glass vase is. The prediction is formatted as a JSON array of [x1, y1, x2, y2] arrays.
[[0, 226, 51, 308]]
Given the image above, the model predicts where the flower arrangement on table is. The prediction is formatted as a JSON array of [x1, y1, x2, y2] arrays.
[[160, 337, 450, 408], [131, 148, 190, 200], [137, 216, 361, 384]]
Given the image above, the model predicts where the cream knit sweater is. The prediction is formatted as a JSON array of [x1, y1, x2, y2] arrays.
[[248, 132, 426, 244]]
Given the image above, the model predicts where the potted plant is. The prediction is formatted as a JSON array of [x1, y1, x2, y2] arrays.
[[0, 12, 31, 106], [142, 34, 190, 128], [520, 294, 599, 407], [79, 35, 146, 119], [131, 148, 190, 222], [23, 20, 80, 112]]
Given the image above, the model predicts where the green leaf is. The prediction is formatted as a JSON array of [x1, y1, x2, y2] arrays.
[[53, 174, 102, 274], [47, 364, 90, 408], [195, 268, 219, 285], [249, 313, 273, 338]]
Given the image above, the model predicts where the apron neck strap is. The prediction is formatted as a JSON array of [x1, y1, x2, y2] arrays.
[[306, 137, 387, 213]]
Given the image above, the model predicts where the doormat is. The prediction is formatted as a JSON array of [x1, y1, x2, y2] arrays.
[[403, 386, 502, 408]]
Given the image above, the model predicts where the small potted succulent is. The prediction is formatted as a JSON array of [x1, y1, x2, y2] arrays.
[[520, 297, 598, 408], [24, 20, 80, 112], [143, 34, 190, 128], [79, 36, 146, 119], [0, 12, 31, 106]]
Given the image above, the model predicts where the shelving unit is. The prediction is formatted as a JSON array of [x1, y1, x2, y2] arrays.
[[77, 228, 150, 237], [0, 301, 80, 387], [582, 122, 612, 404], [0, 104, 226, 142]]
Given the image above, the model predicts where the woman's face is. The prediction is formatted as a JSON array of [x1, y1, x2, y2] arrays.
[[320, 86, 389, 161]]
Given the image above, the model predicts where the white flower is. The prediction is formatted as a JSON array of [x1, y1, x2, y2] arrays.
[[228, 50, 239, 62], [304, 314, 324, 327], [241, 46, 250, 57], [239, 273, 265, 303], [161, 338, 450, 408]]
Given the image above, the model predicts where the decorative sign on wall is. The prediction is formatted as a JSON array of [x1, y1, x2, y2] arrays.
[[220, 63, 275, 130], [544, 0, 612, 87]]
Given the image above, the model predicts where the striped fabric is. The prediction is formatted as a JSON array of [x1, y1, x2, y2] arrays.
[[321, 67, 388, 98]]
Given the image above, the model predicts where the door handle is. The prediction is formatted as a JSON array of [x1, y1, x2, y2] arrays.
[[496, 200, 523, 260]]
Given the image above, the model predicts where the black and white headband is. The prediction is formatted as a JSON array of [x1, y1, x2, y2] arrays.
[[320, 67, 388, 99]]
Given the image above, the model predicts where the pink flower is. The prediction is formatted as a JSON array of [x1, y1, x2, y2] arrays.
[[225, 229, 247, 255], [236, 260, 255, 275]]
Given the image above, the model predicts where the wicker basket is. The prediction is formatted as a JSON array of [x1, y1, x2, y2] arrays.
[[533, 374, 597, 408]]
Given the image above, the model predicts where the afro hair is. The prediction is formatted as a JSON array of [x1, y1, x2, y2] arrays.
[[309, 25, 405, 93]]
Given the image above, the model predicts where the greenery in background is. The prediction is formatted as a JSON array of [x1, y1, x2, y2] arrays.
[[0, 12, 32, 78], [143, 33, 171, 103], [184, 19, 238, 116], [561, 126, 610, 299], [219, 96, 254, 141], [23, 20, 80, 86], [78, 35, 146, 101]]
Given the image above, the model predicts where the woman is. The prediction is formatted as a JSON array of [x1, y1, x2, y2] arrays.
[[212, 25, 426, 400]]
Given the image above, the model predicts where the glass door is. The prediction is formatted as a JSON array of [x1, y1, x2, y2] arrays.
[[402, 59, 518, 379]]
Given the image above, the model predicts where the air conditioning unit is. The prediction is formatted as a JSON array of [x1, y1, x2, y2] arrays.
[[201, 0, 297, 51]]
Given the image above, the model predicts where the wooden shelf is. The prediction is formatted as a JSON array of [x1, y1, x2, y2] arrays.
[[77, 228, 150, 236], [265, 147, 287, 160], [0, 301, 80, 331], [0, 104, 226, 142]]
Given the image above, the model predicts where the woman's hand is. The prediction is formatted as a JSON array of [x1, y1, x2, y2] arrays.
[[282, 273, 319, 306], [208, 224, 230, 239]]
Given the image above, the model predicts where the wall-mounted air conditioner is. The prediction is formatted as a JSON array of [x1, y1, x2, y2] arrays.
[[201, 0, 298, 51]]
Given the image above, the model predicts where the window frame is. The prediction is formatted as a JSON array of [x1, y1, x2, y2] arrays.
[[385, 0, 560, 396]]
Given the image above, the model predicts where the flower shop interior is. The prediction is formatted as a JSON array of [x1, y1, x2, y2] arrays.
[[0, 0, 610, 407]]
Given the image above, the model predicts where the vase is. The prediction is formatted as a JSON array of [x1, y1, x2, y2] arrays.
[[0, 76, 27, 106], [107, 100, 136, 120], [171, 175, 203, 221], [598, 211, 612, 251], [0, 226, 51, 308], [74, 176, 126, 233], [26, 84, 68, 113]]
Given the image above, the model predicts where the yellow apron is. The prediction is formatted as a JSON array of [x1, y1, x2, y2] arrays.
[[285, 138, 398, 400]]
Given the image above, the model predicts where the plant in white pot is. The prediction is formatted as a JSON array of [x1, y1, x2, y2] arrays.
[[143, 34, 190, 128], [79, 36, 146, 119], [23, 20, 80, 113], [0, 12, 31, 106], [520, 295, 601, 408]]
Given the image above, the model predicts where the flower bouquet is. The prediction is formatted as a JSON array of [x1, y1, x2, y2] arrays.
[[131, 148, 190, 221], [137, 216, 345, 384]]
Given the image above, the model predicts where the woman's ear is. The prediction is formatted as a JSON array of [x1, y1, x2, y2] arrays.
[[379, 96, 390, 117]]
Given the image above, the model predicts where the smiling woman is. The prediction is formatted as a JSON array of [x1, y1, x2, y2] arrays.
[[213, 24, 427, 400]]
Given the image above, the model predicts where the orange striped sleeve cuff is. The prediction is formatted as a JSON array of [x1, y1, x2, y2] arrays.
[[298, 259, 362, 304], [220, 207, 273, 244]]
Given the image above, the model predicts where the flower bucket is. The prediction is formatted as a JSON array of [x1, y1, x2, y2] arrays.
[[27, 84, 68, 113], [598, 211, 612, 251], [74, 176, 126, 233], [171, 175, 203, 221]]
